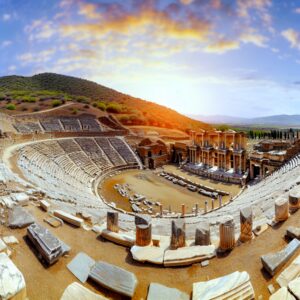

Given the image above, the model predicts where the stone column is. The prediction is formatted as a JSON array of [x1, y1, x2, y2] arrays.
[[195, 222, 210, 245], [239, 207, 253, 242], [170, 220, 186, 249], [195, 203, 199, 216], [136, 223, 152, 246], [289, 190, 300, 213], [239, 155, 242, 173], [159, 204, 163, 217], [219, 216, 235, 251], [233, 155, 236, 172], [205, 200, 208, 213], [107, 212, 119, 233], [275, 197, 289, 222], [181, 204, 185, 217], [135, 214, 152, 246], [211, 198, 214, 210], [218, 195, 222, 207]]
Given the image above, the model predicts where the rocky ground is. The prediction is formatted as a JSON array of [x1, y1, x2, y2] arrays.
[[0, 199, 299, 299]]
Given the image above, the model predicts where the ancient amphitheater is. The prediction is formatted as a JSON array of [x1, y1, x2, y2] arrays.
[[0, 113, 300, 299]]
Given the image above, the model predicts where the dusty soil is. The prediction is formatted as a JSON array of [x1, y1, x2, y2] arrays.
[[99, 169, 240, 214], [3, 202, 300, 300]]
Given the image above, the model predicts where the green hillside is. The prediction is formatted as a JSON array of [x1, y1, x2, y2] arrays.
[[0, 73, 211, 131]]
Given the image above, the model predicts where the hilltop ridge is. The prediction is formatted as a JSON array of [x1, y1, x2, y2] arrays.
[[0, 73, 211, 132]]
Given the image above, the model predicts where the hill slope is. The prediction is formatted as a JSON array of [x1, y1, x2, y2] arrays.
[[0, 73, 211, 131]]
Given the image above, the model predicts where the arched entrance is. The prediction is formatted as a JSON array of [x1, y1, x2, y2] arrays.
[[253, 165, 260, 178], [148, 158, 155, 169]]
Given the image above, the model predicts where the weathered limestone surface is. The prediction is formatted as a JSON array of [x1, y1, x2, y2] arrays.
[[89, 261, 138, 298], [288, 277, 300, 299], [107, 211, 118, 232], [219, 216, 235, 251], [101, 229, 135, 247], [53, 210, 83, 227], [131, 245, 165, 265], [195, 223, 210, 246], [0, 239, 7, 252], [269, 287, 295, 300], [27, 223, 63, 265], [164, 245, 216, 267], [275, 197, 289, 222], [277, 254, 300, 287], [170, 220, 186, 249], [239, 206, 253, 242], [0, 253, 26, 300], [11, 193, 29, 206], [67, 252, 95, 283], [60, 282, 108, 300], [289, 188, 300, 212], [286, 226, 300, 239], [40, 200, 50, 212], [261, 238, 300, 276], [192, 271, 254, 300], [8, 206, 34, 228], [147, 283, 189, 300], [3, 236, 19, 245]]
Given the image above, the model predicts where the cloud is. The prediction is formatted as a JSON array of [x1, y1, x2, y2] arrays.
[[17, 49, 56, 65], [294, 8, 300, 14], [60, 7, 212, 43], [8, 65, 16, 72], [2, 14, 11, 21], [180, 0, 194, 5], [236, 0, 272, 28], [1, 40, 12, 48], [78, 2, 102, 19], [25, 20, 56, 40], [282, 28, 300, 49], [240, 28, 268, 47], [204, 39, 240, 54]]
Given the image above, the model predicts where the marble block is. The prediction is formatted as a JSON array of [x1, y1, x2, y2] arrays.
[[261, 238, 300, 276], [89, 261, 138, 298], [286, 226, 300, 240], [130, 245, 165, 264], [164, 245, 216, 267], [277, 254, 300, 287], [192, 271, 254, 300], [67, 252, 95, 283], [8, 206, 34, 228], [60, 282, 107, 300], [288, 277, 300, 299], [269, 287, 295, 300], [147, 283, 189, 300], [0, 253, 26, 299]]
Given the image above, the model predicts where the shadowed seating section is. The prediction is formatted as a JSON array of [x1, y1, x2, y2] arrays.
[[15, 117, 103, 133], [14, 122, 43, 133]]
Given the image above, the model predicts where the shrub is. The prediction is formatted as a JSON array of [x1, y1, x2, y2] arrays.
[[52, 100, 62, 107], [95, 101, 106, 111], [5, 103, 16, 110], [106, 103, 122, 113], [72, 108, 78, 115]]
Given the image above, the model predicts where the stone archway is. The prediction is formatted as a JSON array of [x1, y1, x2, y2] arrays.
[[148, 158, 155, 169]]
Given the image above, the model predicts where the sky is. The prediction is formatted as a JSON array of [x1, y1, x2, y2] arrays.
[[1, 0, 300, 118]]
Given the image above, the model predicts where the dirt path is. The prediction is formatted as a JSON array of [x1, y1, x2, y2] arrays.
[[15, 102, 74, 117]]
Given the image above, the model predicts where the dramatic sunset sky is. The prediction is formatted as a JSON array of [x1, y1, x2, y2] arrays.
[[0, 0, 300, 117]]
